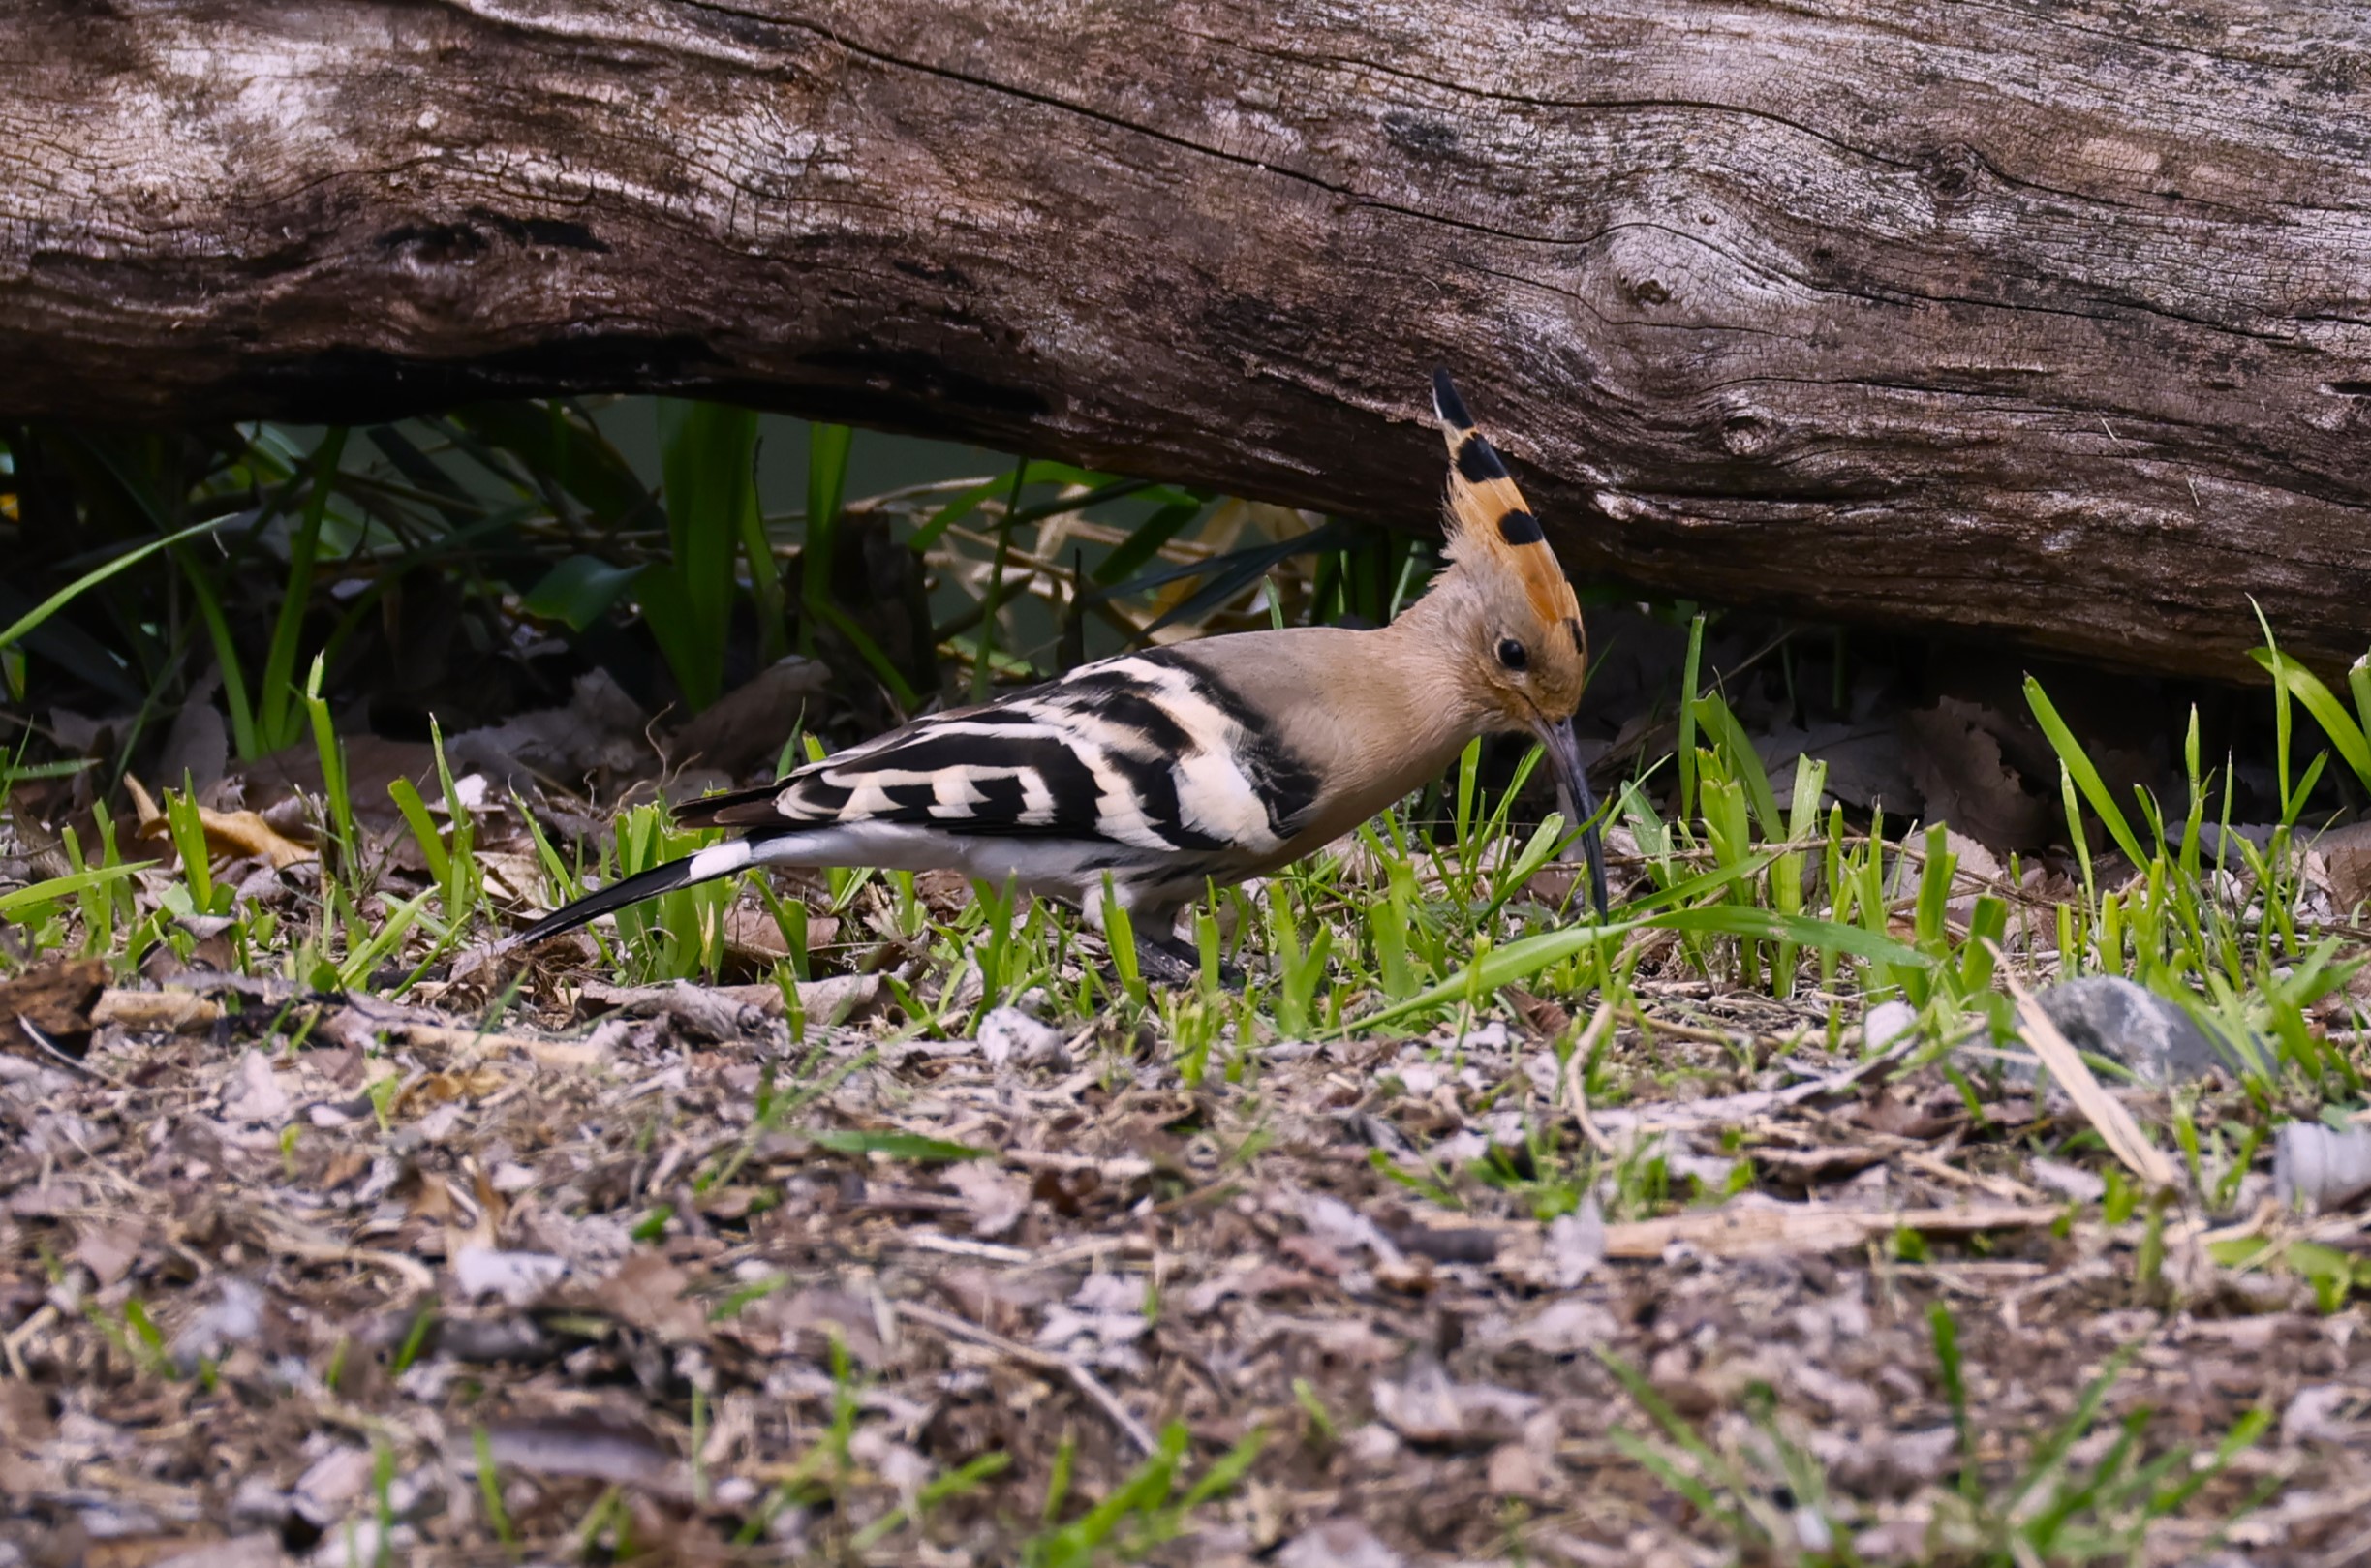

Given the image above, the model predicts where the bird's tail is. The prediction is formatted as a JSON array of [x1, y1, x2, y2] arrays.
[[506, 838, 759, 949]]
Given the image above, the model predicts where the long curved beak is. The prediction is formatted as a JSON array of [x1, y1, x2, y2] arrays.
[[1534, 715, 1609, 916]]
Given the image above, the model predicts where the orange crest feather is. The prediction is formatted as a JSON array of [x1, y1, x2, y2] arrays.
[[1430, 371, 1583, 642]]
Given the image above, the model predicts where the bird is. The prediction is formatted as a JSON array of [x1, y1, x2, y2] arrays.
[[508, 371, 1606, 975]]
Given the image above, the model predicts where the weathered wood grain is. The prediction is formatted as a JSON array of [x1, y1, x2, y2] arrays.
[[7, 0, 2371, 677]]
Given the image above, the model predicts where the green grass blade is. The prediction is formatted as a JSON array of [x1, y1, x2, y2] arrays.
[[164, 787, 216, 912], [2026, 675, 2148, 868], [655, 401, 760, 709], [1693, 691, 1781, 838], [1343, 900, 1925, 1034], [524, 555, 643, 631], [1652, 904, 1926, 964], [1677, 612, 1706, 824], [257, 427, 350, 751], [2002, 1341, 2139, 1516], [810, 602, 920, 710], [1093, 498, 1207, 585], [302, 654, 358, 875], [0, 862, 154, 919], [907, 465, 1037, 555], [1130, 520, 1353, 642], [451, 400, 654, 521], [805, 1130, 987, 1162], [388, 778, 451, 886], [2252, 645, 2371, 796], [970, 457, 1030, 703], [907, 461, 1141, 556], [338, 891, 432, 990], [802, 421, 854, 647], [630, 566, 711, 712], [1178, 1426, 1268, 1510], [737, 474, 786, 665], [1928, 1302, 1982, 1502], [168, 545, 262, 761], [1022, 1423, 1186, 1568], [0, 513, 235, 655]]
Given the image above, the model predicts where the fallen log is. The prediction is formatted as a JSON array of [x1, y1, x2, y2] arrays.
[[7, 0, 2371, 678]]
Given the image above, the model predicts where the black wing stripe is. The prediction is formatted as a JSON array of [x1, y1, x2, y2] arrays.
[[1132, 648, 1323, 841], [776, 776, 854, 823], [968, 773, 1030, 825], [878, 780, 940, 813], [818, 713, 1237, 853], [1099, 750, 1231, 852], [816, 731, 1103, 837], [675, 779, 795, 830], [676, 643, 1321, 856], [1056, 684, 1199, 757]]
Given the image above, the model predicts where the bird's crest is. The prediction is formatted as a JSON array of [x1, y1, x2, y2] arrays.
[[1430, 369, 1584, 658]]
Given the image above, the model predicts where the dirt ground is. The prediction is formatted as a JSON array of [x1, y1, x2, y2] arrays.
[[3, 938, 2367, 1568]]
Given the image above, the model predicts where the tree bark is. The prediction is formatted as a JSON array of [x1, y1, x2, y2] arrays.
[[8, 0, 2371, 680]]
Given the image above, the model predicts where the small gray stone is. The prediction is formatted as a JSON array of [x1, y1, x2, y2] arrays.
[[2031, 975, 2234, 1084], [978, 1005, 1066, 1070], [1278, 1518, 1404, 1568], [1863, 999, 1918, 1053], [2273, 1121, 2371, 1214], [172, 1276, 265, 1374]]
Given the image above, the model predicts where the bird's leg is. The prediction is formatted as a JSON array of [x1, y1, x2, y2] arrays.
[[1079, 895, 1245, 990]]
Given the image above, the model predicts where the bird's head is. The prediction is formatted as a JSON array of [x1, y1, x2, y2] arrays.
[[1426, 369, 1605, 908]]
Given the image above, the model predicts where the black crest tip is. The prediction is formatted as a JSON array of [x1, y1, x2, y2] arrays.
[[1431, 368, 1475, 431]]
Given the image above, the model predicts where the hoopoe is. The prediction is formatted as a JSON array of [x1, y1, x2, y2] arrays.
[[510, 372, 1605, 973]]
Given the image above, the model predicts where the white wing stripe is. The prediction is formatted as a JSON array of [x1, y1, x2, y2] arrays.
[[1093, 658, 1278, 849], [760, 651, 1295, 856]]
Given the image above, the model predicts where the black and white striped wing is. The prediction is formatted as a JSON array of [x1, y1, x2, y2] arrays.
[[687, 650, 1320, 859]]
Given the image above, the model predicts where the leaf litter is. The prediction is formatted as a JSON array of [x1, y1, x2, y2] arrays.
[[6, 626, 2371, 1566], [2, 942, 2364, 1564]]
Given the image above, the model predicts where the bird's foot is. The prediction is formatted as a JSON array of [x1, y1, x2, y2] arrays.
[[1130, 932, 1247, 990], [1125, 932, 1198, 989]]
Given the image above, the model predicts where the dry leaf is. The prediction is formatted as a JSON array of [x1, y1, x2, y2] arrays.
[[1504, 986, 1572, 1041], [662, 656, 829, 775], [0, 957, 107, 1060], [452, 1246, 569, 1307], [128, 776, 316, 869], [93, 988, 219, 1034], [219, 1051, 292, 1126], [1372, 1357, 1538, 1448], [1603, 1200, 2062, 1260], [594, 1251, 710, 1344], [945, 1160, 1029, 1239], [979, 1006, 1066, 1070], [73, 1220, 147, 1288], [1278, 1518, 1405, 1568], [1495, 1298, 1620, 1357], [1901, 696, 2050, 851]]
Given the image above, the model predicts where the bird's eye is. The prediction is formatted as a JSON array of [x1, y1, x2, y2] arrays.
[[1495, 637, 1529, 672]]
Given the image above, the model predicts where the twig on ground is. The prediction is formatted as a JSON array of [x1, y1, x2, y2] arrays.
[[1602, 1201, 2063, 1260], [893, 1299, 1156, 1456], [1561, 999, 1617, 1155]]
